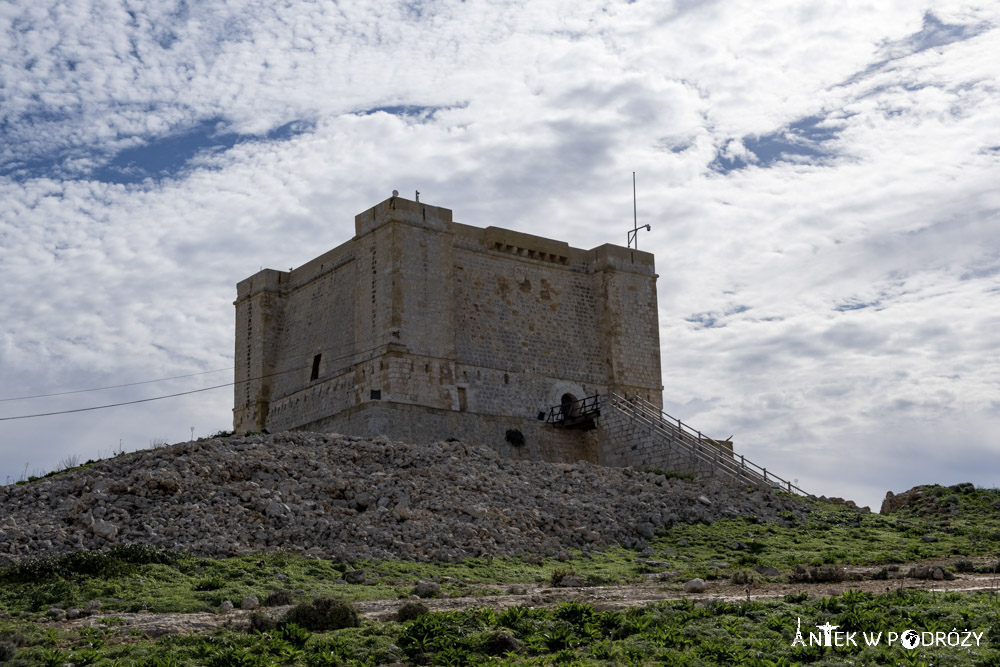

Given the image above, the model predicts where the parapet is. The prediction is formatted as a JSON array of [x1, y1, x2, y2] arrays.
[[590, 243, 656, 275], [482, 226, 573, 265], [355, 196, 453, 237], [236, 268, 288, 300]]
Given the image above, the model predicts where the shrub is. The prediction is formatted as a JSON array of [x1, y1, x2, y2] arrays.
[[484, 630, 521, 655], [282, 597, 359, 631], [273, 622, 312, 648], [731, 570, 753, 585], [0, 544, 180, 583], [954, 559, 976, 573], [194, 578, 226, 592], [396, 601, 430, 622], [0, 642, 16, 662], [505, 429, 525, 447], [549, 568, 577, 587], [248, 612, 279, 634], [264, 590, 294, 607]]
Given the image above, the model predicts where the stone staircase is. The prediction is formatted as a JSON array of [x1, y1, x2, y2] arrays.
[[599, 393, 808, 496]]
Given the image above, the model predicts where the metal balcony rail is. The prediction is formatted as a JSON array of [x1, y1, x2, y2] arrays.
[[608, 393, 808, 496], [546, 394, 601, 429]]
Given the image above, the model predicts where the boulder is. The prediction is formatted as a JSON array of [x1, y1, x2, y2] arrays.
[[92, 520, 118, 540], [344, 569, 366, 584], [415, 580, 440, 598], [557, 575, 586, 588], [683, 578, 706, 593]]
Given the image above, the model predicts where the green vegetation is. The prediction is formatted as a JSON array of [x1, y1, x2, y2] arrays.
[[283, 598, 360, 631], [2, 483, 1000, 663], [2, 592, 1000, 665], [5, 487, 997, 619]]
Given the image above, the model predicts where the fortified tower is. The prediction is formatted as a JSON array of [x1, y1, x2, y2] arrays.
[[234, 195, 662, 465]]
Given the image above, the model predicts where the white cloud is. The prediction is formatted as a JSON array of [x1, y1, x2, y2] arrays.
[[2, 0, 999, 511]]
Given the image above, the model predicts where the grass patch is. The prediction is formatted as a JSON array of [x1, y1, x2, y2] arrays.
[[4, 487, 1000, 663], [3, 590, 1000, 665]]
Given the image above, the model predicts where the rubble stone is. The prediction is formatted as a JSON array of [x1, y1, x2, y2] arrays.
[[0, 432, 810, 564]]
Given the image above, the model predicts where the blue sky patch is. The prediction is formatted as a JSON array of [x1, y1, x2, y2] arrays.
[[710, 114, 842, 173], [685, 312, 723, 329], [904, 12, 988, 55], [839, 12, 990, 89], [92, 119, 314, 184], [359, 105, 454, 120], [685, 304, 751, 328], [0, 118, 314, 185]]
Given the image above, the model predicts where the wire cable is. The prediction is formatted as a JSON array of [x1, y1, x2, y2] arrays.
[[0, 367, 235, 403], [0, 383, 234, 421], [0, 337, 398, 422]]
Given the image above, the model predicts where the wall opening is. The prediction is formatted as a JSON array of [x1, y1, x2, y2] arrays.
[[561, 393, 578, 419], [457, 387, 467, 412], [310, 354, 321, 381]]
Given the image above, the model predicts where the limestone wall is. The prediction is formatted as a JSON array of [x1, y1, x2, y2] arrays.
[[596, 400, 713, 476], [234, 196, 663, 466], [297, 401, 599, 465]]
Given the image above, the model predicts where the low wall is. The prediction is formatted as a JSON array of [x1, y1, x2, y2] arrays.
[[295, 401, 598, 464]]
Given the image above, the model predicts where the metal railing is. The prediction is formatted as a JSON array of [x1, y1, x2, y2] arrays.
[[607, 393, 808, 496], [546, 394, 601, 427]]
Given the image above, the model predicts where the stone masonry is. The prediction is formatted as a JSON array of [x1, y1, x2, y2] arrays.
[[234, 195, 664, 466], [596, 401, 733, 476]]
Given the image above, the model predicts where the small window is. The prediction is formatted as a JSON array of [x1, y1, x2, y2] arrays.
[[370, 389, 381, 400], [310, 354, 321, 381]]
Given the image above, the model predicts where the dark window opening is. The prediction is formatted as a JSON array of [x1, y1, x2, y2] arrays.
[[457, 387, 467, 412], [370, 389, 381, 400], [310, 354, 321, 381]]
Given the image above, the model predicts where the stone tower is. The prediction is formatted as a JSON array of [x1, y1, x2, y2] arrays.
[[234, 195, 663, 464]]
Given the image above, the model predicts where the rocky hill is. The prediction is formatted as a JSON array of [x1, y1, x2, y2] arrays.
[[0, 432, 810, 564]]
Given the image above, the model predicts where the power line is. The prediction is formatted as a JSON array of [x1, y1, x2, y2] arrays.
[[1, 326, 394, 405], [0, 337, 399, 422], [0, 367, 236, 403], [1, 305, 444, 406], [0, 383, 235, 421]]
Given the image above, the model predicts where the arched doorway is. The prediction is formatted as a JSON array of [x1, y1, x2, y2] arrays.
[[561, 392, 578, 420]]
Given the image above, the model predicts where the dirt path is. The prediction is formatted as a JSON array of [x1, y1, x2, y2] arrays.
[[60, 567, 1000, 638]]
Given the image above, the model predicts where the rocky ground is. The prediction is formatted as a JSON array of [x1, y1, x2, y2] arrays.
[[0, 431, 810, 564]]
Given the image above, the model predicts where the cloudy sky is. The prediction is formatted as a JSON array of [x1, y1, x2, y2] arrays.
[[1, 0, 998, 511]]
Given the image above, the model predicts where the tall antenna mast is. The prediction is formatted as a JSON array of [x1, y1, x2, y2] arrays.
[[627, 171, 650, 249]]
